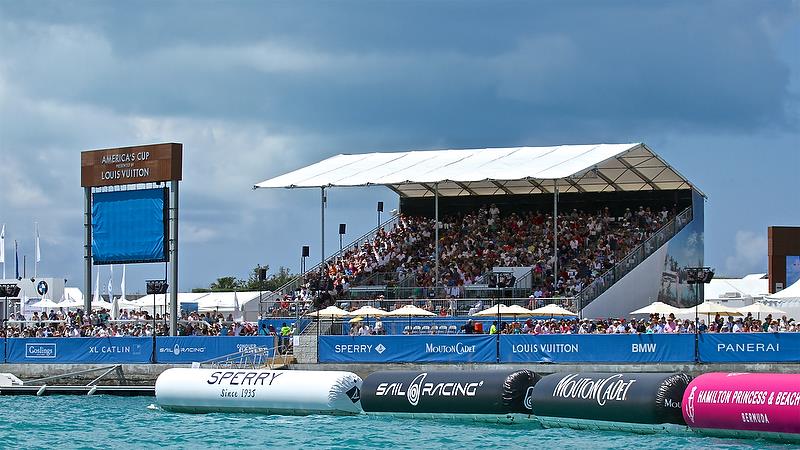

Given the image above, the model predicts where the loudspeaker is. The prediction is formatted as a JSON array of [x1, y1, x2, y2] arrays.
[[302, 246, 310, 257], [339, 223, 346, 235], [258, 268, 267, 281], [377, 201, 384, 212]]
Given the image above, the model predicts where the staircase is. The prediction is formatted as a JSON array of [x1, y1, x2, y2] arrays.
[[574, 206, 694, 312]]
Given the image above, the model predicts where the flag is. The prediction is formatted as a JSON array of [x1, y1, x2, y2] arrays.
[[233, 291, 241, 322], [35, 222, 41, 263], [1, 224, 5, 279], [93, 266, 100, 305], [107, 264, 114, 302], [120, 265, 126, 302]]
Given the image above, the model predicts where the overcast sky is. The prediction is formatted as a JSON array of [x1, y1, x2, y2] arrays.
[[0, 1, 798, 294]]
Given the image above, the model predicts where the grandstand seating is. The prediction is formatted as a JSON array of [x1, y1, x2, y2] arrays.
[[306, 203, 681, 302]]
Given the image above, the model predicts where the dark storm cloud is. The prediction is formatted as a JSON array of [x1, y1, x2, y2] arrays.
[[0, 1, 797, 288], [2, 0, 795, 139]]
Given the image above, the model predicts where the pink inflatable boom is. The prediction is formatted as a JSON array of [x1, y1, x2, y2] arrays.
[[683, 372, 800, 441]]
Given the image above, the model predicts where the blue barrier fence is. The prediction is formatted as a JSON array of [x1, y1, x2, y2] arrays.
[[2, 337, 276, 364], [318, 335, 496, 363], [318, 333, 800, 364], [3, 333, 799, 364]]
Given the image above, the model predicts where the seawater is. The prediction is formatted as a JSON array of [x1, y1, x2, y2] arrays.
[[0, 396, 792, 449]]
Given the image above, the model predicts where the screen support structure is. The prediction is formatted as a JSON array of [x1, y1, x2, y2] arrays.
[[84, 187, 92, 313], [169, 180, 179, 336]]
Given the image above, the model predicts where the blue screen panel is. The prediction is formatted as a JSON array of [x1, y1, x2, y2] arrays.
[[92, 188, 168, 264]]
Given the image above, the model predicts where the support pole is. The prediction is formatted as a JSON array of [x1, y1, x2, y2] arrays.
[[169, 181, 179, 336], [434, 183, 439, 294], [84, 187, 92, 313], [553, 180, 558, 293], [321, 188, 326, 268]]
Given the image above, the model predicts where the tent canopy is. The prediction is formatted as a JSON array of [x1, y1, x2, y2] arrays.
[[254, 143, 702, 198], [766, 279, 800, 300]]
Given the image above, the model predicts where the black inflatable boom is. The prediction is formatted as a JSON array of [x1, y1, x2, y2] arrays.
[[361, 370, 540, 415], [531, 372, 691, 425]]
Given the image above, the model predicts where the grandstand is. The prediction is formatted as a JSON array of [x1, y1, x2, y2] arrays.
[[254, 143, 705, 319]]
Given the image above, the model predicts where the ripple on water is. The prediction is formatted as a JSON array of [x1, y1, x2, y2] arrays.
[[0, 396, 795, 449]]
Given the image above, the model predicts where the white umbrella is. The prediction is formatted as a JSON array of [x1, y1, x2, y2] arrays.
[[387, 305, 436, 317], [474, 304, 535, 317], [30, 297, 61, 310], [304, 305, 350, 318], [348, 306, 389, 317], [692, 301, 743, 317], [630, 301, 685, 316], [387, 304, 436, 330], [529, 303, 578, 317], [736, 303, 787, 318]]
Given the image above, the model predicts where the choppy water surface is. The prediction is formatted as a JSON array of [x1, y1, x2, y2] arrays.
[[0, 396, 793, 449]]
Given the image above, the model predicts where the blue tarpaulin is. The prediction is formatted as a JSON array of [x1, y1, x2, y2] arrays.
[[92, 188, 168, 264]]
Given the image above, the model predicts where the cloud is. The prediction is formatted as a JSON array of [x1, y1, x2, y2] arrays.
[[724, 230, 768, 276], [0, 1, 797, 291]]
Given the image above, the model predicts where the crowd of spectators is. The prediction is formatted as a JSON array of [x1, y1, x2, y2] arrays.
[[458, 312, 799, 335], [297, 204, 680, 307], [0, 308, 268, 338]]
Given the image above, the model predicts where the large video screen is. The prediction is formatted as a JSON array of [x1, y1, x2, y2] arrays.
[[788, 255, 800, 288], [92, 188, 169, 264]]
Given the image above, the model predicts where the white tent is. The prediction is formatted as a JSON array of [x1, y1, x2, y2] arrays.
[[762, 279, 800, 320], [704, 275, 769, 305], [765, 279, 800, 300], [30, 297, 61, 310], [198, 291, 261, 314], [254, 143, 701, 197]]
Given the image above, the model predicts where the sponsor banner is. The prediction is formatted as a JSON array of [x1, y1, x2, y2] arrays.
[[500, 334, 695, 363], [532, 372, 690, 425], [155, 336, 275, 363], [683, 372, 800, 434], [698, 333, 800, 363], [318, 335, 496, 363], [7, 338, 152, 364], [361, 370, 537, 414]]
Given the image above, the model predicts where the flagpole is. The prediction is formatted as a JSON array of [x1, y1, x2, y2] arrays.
[[35, 222, 40, 278], [0, 224, 5, 280]]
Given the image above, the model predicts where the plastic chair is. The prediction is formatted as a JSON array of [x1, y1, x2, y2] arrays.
[[403, 325, 412, 335], [438, 325, 448, 334], [412, 325, 421, 335], [421, 325, 430, 334], [448, 325, 457, 334]]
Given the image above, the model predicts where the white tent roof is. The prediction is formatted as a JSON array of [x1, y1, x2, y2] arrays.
[[64, 287, 84, 302], [704, 277, 770, 301], [198, 291, 262, 312], [132, 292, 211, 307], [766, 279, 800, 300], [254, 143, 701, 198]]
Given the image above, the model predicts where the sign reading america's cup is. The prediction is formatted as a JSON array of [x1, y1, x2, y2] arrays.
[[81, 143, 182, 187]]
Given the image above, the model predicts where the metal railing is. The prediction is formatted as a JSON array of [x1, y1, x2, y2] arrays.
[[200, 343, 280, 370], [575, 206, 694, 311], [267, 296, 576, 321]]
